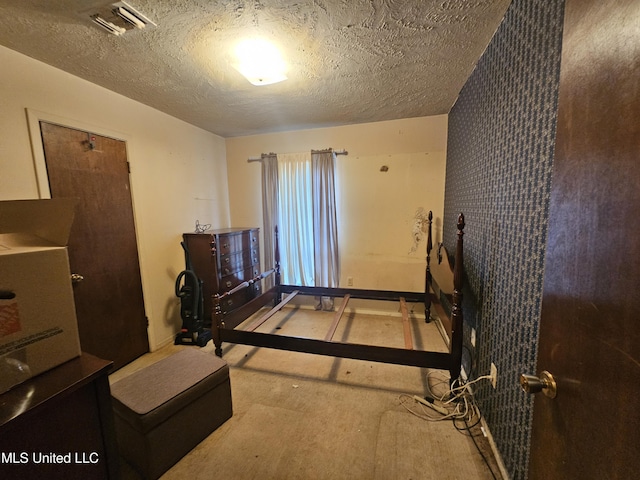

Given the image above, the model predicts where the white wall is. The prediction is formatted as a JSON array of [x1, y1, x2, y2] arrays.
[[0, 46, 230, 350], [225, 116, 448, 293]]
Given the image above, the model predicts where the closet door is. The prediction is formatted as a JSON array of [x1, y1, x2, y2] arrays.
[[41, 122, 149, 370]]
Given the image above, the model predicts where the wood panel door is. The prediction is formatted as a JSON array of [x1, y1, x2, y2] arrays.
[[40, 122, 149, 370], [528, 0, 640, 477]]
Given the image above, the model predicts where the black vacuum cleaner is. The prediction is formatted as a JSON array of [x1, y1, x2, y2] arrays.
[[174, 241, 212, 347]]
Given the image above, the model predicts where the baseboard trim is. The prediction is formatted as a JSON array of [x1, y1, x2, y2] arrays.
[[480, 416, 511, 479]]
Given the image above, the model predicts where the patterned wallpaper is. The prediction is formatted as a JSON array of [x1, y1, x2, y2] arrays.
[[443, 1, 565, 478]]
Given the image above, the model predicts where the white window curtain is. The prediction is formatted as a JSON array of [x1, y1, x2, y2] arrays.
[[276, 152, 315, 286], [261, 150, 340, 309]]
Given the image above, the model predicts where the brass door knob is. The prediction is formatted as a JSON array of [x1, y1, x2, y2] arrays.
[[520, 371, 557, 398]]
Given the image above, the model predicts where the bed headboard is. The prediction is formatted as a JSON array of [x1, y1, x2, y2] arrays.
[[426, 212, 465, 380]]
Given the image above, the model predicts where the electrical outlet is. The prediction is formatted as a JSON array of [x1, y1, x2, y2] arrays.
[[347, 276, 353, 286], [490, 362, 498, 389]]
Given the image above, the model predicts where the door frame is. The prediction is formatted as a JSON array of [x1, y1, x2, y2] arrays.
[[25, 108, 152, 346]]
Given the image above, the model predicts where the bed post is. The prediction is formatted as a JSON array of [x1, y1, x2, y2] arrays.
[[424, 210, 433, 323], [274, 225, 282, 304], [450, 213, 465, 386], [212, 294, 223, 357]]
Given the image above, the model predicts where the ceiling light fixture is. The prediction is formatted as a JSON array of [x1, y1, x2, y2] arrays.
[[233, 38, 288, 86]]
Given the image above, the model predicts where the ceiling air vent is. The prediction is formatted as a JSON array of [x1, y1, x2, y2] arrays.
[[84, 1, 155, 36]]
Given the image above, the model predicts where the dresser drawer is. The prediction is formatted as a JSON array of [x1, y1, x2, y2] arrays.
[[249, 230, 259, 247], [219, 282, 262, 314], [220, 265, 261, 291], [219, 248, 260, 276], [217, 230, 258, 256]]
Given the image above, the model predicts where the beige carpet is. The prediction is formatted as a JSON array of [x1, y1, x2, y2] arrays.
[[112, 305, 501, 479], [374, 410, 491, 479]]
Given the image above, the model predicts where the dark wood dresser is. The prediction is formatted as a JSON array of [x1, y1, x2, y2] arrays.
[[0, 353, 119, 479], [183, 228, 260, 325]]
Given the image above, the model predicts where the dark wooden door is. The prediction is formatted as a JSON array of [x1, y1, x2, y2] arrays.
[[41, 122, 149, 370], [528, 0, 640, 478]]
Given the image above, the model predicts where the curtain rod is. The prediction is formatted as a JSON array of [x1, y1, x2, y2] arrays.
[[248, 149, 348, 162]]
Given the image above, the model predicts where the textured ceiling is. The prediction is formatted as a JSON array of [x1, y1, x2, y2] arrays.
[[0, 1, 510, 138]]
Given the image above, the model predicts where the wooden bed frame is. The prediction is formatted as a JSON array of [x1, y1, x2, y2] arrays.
[[211, 212, 465, 383]]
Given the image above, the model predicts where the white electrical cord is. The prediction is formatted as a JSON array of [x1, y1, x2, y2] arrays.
[[398, 370, 500, 480], [399, 372, 493, 423]]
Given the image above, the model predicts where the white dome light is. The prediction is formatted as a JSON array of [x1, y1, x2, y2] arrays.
[[234, 38, 287, 86]]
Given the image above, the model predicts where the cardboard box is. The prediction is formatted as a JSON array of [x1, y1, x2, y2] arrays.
[[0, 199, 81, 393]]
